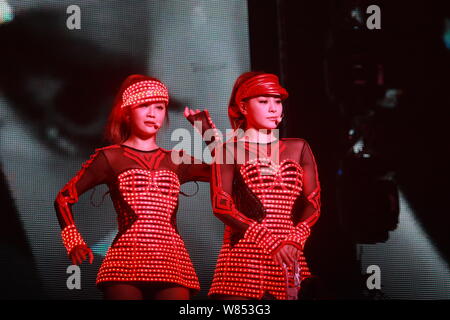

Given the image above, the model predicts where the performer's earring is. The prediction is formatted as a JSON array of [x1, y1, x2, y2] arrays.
[[239, 102, 247, 115]]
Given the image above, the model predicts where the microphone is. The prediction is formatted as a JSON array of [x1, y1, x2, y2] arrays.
[[145, 121, 160, 129], [275, 116, 283, 125]]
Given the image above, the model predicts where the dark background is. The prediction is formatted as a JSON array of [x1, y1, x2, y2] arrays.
[[248, 0, 449, 298]]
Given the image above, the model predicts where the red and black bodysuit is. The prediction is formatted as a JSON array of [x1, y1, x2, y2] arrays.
[[208, 138, 320, 299], [54, 144, 209, 293]]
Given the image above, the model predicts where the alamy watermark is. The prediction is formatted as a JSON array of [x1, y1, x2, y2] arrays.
[[366, 5, 381, 30], [66, 265, 81, 290], [366, 264, 381, 290], [66, 5, 81, 30], [170, 122, 281, 166]]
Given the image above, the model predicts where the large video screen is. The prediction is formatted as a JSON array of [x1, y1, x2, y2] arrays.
[[0, 0, 250, 299]]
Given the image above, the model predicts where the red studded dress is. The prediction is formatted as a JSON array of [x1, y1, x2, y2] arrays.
[[208, 138, 321, 299], [55, 144, 209, 293]]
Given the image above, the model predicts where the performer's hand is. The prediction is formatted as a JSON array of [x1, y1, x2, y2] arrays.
[[184, 107, 210, 128], [184, 106, 209, 119], [184, 106, 200, 118], [69, 244, 94, 265], [273, 244, 300, 267]]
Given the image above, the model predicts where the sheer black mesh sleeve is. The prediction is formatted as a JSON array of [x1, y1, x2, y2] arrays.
[[54, 150, 112, 230], [281, 139, 321, 250], [298, 140, 321, 227], [177, 150, 210, 184]]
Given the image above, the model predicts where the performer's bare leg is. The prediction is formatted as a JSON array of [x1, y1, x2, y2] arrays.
[[102, 283, 143, 300]]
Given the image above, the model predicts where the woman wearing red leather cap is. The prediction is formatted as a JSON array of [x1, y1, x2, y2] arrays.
[[54, 74, 214, 300], [208, 72, 321, 300]]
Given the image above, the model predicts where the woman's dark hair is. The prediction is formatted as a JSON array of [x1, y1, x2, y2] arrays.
[[104, 74, 169, 144]]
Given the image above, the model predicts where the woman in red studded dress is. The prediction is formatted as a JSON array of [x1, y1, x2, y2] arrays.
[[54, 75, 212, 299], [208, 72, 321, 300]]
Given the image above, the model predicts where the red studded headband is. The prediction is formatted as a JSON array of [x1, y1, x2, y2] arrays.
[[121, 80, 169, 108]]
